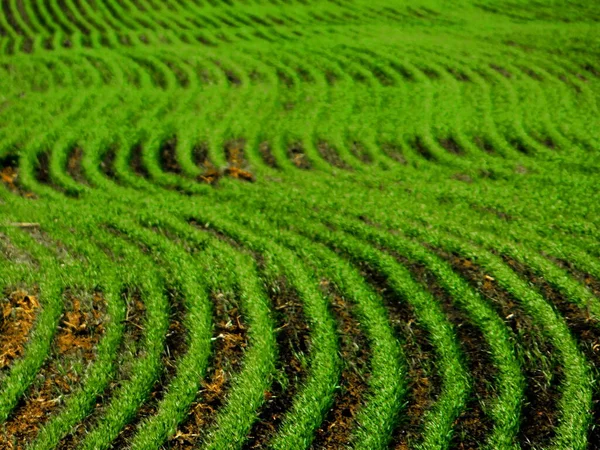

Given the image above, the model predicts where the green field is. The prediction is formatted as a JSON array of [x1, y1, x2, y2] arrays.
[[1, 0, 600, 448]]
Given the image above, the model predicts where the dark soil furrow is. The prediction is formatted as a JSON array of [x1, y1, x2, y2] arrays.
[[130, 143, 149, 178], [109, 287, 187, 447], [258, 141, 278, 168], [358, 263, 441, 449], [166, 291, 247, 449], [316, 141, 351, 170], [159, 137, 182, 175], [310, 280, 370, 449], [501, 256, 600, 448], [243, 276, 310, 448], [100, 146, 118, 180], [393, 253, 495, 449], [288, 142, 311, 169], [59, 288, 146, 449], [437, 250, 562, 449], [0, 291, 105, 449], [66, 147, 88, 185], [545, 257, 600, 299]]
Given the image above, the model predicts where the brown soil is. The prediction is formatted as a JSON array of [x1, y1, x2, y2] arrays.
[[447, 68, 471, 82], [349, 141, 373, 164], [130, 143, 149, 178], [258, 141, 278, 168], [310, 280, 370, 449], [0, 290, 40, 370], [356, 263, 441, 448], [501, 256, 600, 448], [34, 151, 52, 185], [100, 146, 117, 179], [469, 203, 513, 222], [438, 137, 464, 155], [58, 288, 146, 448], [0, 234, 36, 265], [0, 155, 33, 197], [490, 64, 512, 78], [437, 250, 562, 449], [224, 139, 254, 182], [413, 137, 435, 161], [380, 142, 407, 165], [393, 254, 495, 449], [166, 291, 247, 448], [474, 136, 496, 154], [243, 276, 310, 448], [545, 257, 600, 300], [288, 142, 311, 169], [110, 287, 188, 447], [316, 141, 351, 170], [0, 292, 105, 449], [192, 142, 211, 169], [160, 137, 182, 174], [192, 143, 220, 185], [0, 154, 35, 198], [66, 147, 88, 184]]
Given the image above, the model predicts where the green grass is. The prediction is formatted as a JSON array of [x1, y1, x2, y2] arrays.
[[1, 0, 599, 448]]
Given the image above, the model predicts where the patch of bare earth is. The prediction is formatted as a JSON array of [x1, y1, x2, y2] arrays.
[[356, 263, 440, 449], [258, 142, 278, 168], [110, 288, 188, 447], [0, 154, 35, 198], [438, 251, 562, 449], [0, 290, 40, 370], [159, 137, 182, 175], [66, 147, 88, 185], [243, 276, 309, 448], [288, 142, 311, 169], [58, 289, 146, 448], [166, 291, 247, 448], [316, 141, 351, 170], [310, 280, 370, 449], [502, 256, 600, 447], [393, 253, 495, 449], [0, 292, 105, 448], [224, 139, 254, 182]]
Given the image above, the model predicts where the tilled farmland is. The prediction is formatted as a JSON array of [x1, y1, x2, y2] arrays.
[[1, 0, 600, 449]]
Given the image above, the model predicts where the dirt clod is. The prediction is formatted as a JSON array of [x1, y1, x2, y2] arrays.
[[167, 292, 247, 449], [0, 290, 40, 370], [0, 292, 105, 448]]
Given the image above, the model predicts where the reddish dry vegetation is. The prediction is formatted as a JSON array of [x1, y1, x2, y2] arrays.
[[0, 290, 40, 369], [0, 293, 105, 448], [197, 141, 255, 185], [224, 141, 255, 182], [288, 142, 311, 169], [167, 292, 247, 448], [58, 291, 146, 449], [0, 164, 34, 198]]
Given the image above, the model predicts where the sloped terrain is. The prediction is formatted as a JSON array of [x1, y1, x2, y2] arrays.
[[1, 0, 600, 449]]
